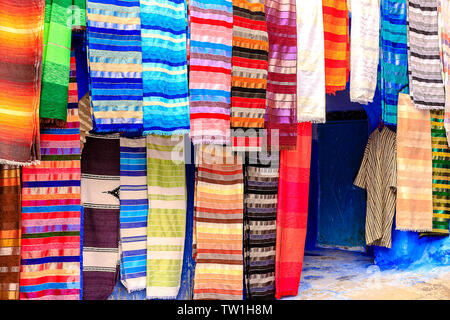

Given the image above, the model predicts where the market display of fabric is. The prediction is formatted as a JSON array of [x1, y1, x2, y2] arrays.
[[189, 0, 233, 145], [146, 135, 186, 299], [322, 0, 349, 95], [0, 0, 44, 166], [354, 127, 397, 248], [244, 151, 279, 300], [348, 0, 380, 105], [230, 0, 268, 152], [395, 93, 433, 232], [275, 122, 311, 299], [86, 0, 144, 133], [296, 0, 325, 123], [379, 0, 409, 125], [193, 145, 244, 300], [407, 0, 445, 111], [0, 165, 22, 300], [119, 137, 148, 293], [81, 134, 120, 300], [78, 92, 93, 151]]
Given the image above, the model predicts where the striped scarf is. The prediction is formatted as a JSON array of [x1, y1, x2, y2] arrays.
[[20, 57, 81, 300], [0, 165, 21, 300], [86, 0, 144, 133], [407, 0, 446, 110], [78, 92, 93, 151], [264, 0, 297, 150], [348, 0, 380, 105], [296, 0, 326, 123], [440, 0, 450, 142], [0, 0, 44, 166], [379, 0, 409, 125], [146, 135, 186, 299], [230, 0, 269, 152], [119, 137, 148, 293], [193, 145, 244, 300]]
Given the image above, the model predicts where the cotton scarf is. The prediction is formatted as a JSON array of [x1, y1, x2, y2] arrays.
[[407, 0, 446, 110], [264, 0, 297, 150], [396, 93, 433, 232], [86, 0, 144, 133], [193, 145, 244, 300], [379, 0, 409, 125], [0, 165, 21, 300], [119, 137, 148, 293], [146, 135, 186, 299], [439, 0, 450, 143], [78, 92, 93, 151], [296, 0, 326, 123], [189, 0, 233, 145], [0, 0, 44, 166], [275, 122, 311, 299], [72, 0, 86, 31], [81, 134, 120, 300], [348, 0, 380, 105]]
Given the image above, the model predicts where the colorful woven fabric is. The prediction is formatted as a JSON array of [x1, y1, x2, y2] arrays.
[[140, 0, 190, 136], [146, 135, 186, 299], [244, 151, 279, 300], [0, 0, 44, 166], [0, 165, 21, 300], [81, 134, 120, 300], [264, 0, 297, 150], [439, 0, 450, 142], [78, 92, 93, 151], [86, 0, 144, 133], [193, 145, 244, 300], [407, 0, 445, 110], [322, 0, 349, 95], [296, 0, 326, 123], [275, 122, 311, 299], [379, 0, 409, 125], [348, 0, 380, 104], [396, 93, 433, 232], [72, 0, 87, 30], [230, 0, 268, 152], [189, 0, 233, 145], [119, 137, 148, 293]]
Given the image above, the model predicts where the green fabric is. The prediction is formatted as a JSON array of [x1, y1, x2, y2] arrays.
[[73, 0, 86, 28]]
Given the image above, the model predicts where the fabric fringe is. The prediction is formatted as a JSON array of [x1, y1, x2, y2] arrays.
[[146, 295, 177, 300], [39, 117, 67, 128], [0, 159, 40, 167], [395, 226, 433, 233], [143, 129, 189, 137]]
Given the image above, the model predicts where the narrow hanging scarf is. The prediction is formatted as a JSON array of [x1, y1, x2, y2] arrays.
[[379, 0, 409, 125], [296, 0, 326, 123], [140, 0, 190, 136], [439, 0, 450, 143], [407, 0, 446, 110], [86, 0, 144, 133], [193, 145, 244, 300], [0, 165, 22, 300], [0, 0, 44, 166], [189, 0, 233, 145], [72, 0, 87, 31], [348, 0, 380, 105], [275, 122, 311, 299], [78, 92, 93, 151], [81, 134, 120, 300], [146, 135, 186, 299], [119, 137, 148, 293]]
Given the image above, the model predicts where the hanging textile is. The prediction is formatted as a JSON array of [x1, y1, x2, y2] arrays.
[[440, 0, 450, 143], [189, 0, 233, 145], [379, 0, 409, 125], [407, 0, 445, 110], [119, 137, 148, 293], [264, 0, 297, 150], [230, 0, 269, 152], [20, 57, 81, 299], [72, 0, 87, 31], [244, 151, 279, 300], [140, 0, 190, 136], [396, 93, 433, 232], [348, 0, 380, 104], [81, 134, 120, 300], [0, 0, 44, 166], [193, 145, 244, 300], [78, 92, 93, 151], [322, 0, 349, 95], [86, 0, 144, 133], [275, 122, 311, 299], [0, 165, 21, 300], [296, 0, 326, 123], [354, 127, 397, 248], [146, 135, 186, 299]]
